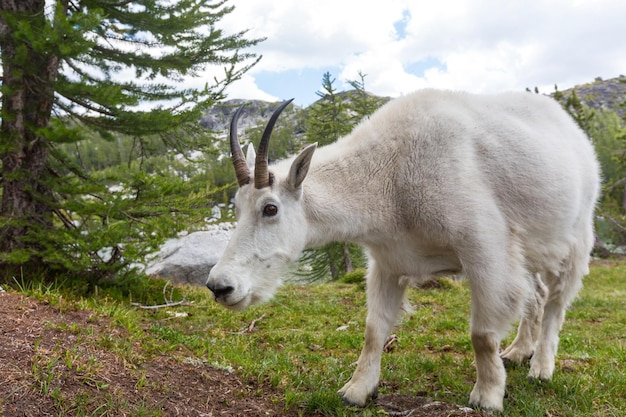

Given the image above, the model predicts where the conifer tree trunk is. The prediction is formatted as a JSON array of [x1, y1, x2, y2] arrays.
[[0, 0, 59, 263]]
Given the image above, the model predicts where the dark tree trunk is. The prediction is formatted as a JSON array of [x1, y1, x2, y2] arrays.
[[329, 260, 338, 280], [0, 0, 60, 271]]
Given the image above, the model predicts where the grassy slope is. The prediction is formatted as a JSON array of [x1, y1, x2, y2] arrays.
[[5, 261, 626, 416]]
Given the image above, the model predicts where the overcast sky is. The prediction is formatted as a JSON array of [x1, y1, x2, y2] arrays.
[[207, 0, 626, 107]]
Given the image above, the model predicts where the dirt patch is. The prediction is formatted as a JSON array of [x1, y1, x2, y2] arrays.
[[0, 290, 490, 416], [590, 256, 626, 267], [377, 394, 489, 417], [0, 291, 293, 417]]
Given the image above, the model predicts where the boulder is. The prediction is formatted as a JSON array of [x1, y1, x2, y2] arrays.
[[146, 228, 233, 286]]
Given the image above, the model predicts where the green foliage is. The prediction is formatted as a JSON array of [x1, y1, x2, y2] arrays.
[[2, 123, 233, 283], [341, 268, 367, 285], [346, 71, 389, 122], [0, 0, 261, 282], [306, 72, 353, 146], [297, 244, 367, 282], [553, 87, 596, 132], [586, 109, 626, 245], [550, 85, 626, 247], [588, 110, 625, 186], [35, 166, 223, 281]]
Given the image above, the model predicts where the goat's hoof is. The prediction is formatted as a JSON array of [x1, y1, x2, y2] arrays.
[[500, 347, 533, 365], [528, 360, 554, 381], [469, 385, 504, 412], [338, 382, 377, 407]]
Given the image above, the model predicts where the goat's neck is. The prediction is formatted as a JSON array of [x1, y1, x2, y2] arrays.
[[302, 155, 392, 249]]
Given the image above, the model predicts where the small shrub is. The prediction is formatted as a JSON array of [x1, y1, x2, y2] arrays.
[[341, 268, 366, 284]]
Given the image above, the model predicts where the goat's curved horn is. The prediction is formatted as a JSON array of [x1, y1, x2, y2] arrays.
[[230, 105, 251, 187], [255, 98, 294, 189]]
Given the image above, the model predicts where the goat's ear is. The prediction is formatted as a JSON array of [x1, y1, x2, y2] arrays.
[[287, 143, 317, 191], [245, 143, 256, 170]]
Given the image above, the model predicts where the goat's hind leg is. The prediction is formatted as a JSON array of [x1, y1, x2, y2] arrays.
[[501, 273, 548, 364], [529, 267, 584, 379], [339, 260, 406, 406]]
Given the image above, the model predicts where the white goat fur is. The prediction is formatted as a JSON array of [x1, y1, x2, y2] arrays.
[[206, 90, 600, 411]]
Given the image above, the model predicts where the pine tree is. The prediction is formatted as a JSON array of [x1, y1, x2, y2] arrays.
[[305, 72, 352, 146], [0, 0, 261, 281], [550, 84, 626, 253], [552, 87, 596, 133], [346, 71, 388, 122]]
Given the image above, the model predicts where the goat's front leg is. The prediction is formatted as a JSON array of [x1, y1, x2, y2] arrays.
[[468, 266, 529, 411], [339, 261, 405, 406]]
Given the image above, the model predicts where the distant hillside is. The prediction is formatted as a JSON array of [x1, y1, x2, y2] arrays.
[[200, 99, 305, 134], [557, 75, 626, 117], [206, 75, 626, 139]]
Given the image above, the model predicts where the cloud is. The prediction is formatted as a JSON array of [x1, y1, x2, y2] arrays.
[[222, 74, 279, 102], [215, 0, 626, 104], [74, 0, 624, 107], [219, 0, 407, 71]]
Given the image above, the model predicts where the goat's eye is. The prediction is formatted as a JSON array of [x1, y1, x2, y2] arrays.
[[263, 204, 278, 217]]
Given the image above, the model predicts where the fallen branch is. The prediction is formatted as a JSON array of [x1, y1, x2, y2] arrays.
[[130, 299, 191, 310], [229, 313, 267, 334]]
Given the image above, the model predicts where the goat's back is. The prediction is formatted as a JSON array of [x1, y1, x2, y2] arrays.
[[331, 90, 600, 269]]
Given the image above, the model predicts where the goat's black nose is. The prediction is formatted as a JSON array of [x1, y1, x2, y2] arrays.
[[206, 283, 234, 299]]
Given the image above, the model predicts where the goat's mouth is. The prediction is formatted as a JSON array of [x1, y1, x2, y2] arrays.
[[219, 288, 276, 311], [220, 293, 252, 311]]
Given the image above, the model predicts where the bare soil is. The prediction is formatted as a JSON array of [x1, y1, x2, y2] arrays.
[[0, 291, 488, 416]]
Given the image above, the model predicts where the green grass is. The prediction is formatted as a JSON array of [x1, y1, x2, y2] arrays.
[[6, 261, 626, 416]]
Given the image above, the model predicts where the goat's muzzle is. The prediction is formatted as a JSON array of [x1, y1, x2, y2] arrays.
[[206, 282, 234, 302]]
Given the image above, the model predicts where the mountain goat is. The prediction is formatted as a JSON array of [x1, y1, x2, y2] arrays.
[[206, 90, 600, 411]]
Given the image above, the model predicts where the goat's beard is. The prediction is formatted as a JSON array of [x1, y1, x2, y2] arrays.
[[247, 259, 293, 306]]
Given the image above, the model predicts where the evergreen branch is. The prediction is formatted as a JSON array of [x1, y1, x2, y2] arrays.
[[48, 146, 90, 181], [52, 208, 77, 230], [603, 177, 626, 193], [0, 0, 263, 280], [55, 93, 117, 118], [603, 213, 626, 233]]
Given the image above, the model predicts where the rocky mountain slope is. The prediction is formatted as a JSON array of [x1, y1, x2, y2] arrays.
[[200, 99, 305, 134], [558, 75, 626, 117], [203, 75, 625, 136]]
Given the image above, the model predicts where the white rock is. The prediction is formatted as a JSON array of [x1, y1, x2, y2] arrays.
[[210, 205, 221, 220], [145, 229, 233, 286]]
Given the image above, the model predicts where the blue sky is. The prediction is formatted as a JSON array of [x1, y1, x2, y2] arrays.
[[252, 68, 343, 107], [201, 0, 625, 108]]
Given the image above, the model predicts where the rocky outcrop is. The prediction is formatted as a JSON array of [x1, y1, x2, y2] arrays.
[[199, 99, 302, 132], [559, 75, 626, 117]]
